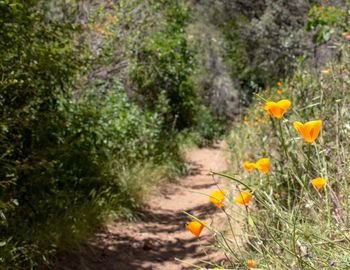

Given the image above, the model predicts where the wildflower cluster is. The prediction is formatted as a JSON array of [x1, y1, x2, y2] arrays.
[[244, 158, 270, 174], [184, 72, 345, 269]]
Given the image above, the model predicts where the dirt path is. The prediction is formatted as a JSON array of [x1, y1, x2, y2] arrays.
[[59, 142, 230, 270]]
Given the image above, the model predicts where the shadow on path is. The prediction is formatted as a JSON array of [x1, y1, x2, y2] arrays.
[[56, 145, 228, 270]]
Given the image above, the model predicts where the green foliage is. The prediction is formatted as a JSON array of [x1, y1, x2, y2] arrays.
[[0, 1, 187, 268], [307, 4, 348, 43], [191, 105, 225, 146], [213, 0, 315, 94], [0, 1, 88, 267], [68, 80, 167, 167], [128, 0, 200, 129], [0, 0, 283, 268], [85, 0, 220, 136]]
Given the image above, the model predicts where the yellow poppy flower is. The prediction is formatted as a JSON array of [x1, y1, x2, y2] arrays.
[[264, 99, 291, 119], [293, 120, 322, 144], [209, 190, 225, 208], [254, 158, 270, 174], [186, 221, 204, 237], [311, 177, 327, 190], [277, 81, 283, 87], [247, 259, 256, 268], [235, 191, 252, 206], [321, 68, 331, 75], [243, 161, 255, 172]]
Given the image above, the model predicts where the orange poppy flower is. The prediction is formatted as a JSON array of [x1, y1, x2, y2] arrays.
[[186, 221, 204, 237], [311, 177, 327, 190], [243, 161, 255, 172], [209, 190, 225, 208], [235, 191, 252, 206], [293, 120, 322, 144], [277, 81, 283, 87], [264, 100, 291, 119], [247, 259, 256, 268], [321, 68, 331, 75], [254, 158, 270, 174], [277, 89, 283, 95]]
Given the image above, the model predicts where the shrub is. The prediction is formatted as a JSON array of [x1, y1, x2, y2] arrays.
[[0, 1, 88, 267], [0, 1, 185, 267], [127, 0, 200, 129]]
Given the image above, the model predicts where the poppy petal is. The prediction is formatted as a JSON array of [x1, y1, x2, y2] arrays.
[[243, 161, 255, 172], [277, 99, 291, 110], [209, 190, 225, 208], [254, 158, 270, 174], [294, 121, 311, 143], [235, 191, 252, 205], [186, 221, 204, 237], [295, 120, 322, 144], [308, 120, 322, 142], [311, 177, 327, 190]]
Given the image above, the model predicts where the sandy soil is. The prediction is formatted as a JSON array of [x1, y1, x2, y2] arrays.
[[56, 142, 233, 270]]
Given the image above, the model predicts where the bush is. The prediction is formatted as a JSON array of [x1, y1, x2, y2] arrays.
[[0, 1, 185, 267], [0, 0, 238, 267], [214, 0, 315, 94], [127, 0, 200, 129], [0, 1, 88, 267]]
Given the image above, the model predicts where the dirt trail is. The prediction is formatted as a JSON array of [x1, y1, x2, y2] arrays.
[[59, 142, 230, 270]]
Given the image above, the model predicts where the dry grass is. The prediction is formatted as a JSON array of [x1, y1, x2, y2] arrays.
[[195, 44, 350, 269]]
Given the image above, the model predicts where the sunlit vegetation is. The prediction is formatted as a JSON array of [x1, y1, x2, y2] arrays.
[[2, 0, 349, 268], [0, 0, 219, 267], [184, 2, 350, 269]]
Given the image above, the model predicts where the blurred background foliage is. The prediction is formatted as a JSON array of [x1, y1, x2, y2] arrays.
[[0, 0, 348, 268]]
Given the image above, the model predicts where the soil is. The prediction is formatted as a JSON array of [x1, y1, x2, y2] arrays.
[[56, 142, 233, 270]]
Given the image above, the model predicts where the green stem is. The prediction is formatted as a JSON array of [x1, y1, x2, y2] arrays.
[[211, 171, 252, 191], [254, 93, 268, 102], [222, 207, 243, 258], [307, 143, 312, 174], [278, 120, 288, 158]]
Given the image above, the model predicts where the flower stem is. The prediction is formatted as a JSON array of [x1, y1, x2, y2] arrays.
[[278, 120, 288, 158], [307, 143, 312, 174]]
